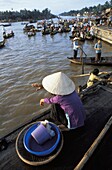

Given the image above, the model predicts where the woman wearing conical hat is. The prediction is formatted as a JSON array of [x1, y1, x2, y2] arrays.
[[32, 72, 86, 129]]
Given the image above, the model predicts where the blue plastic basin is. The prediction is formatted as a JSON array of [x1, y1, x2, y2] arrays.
[[23, 122, 61, 156]]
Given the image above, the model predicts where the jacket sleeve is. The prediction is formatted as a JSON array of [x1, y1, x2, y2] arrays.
[[44, 95, 60, 104]]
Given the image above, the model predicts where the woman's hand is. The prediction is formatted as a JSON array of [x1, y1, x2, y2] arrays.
[[31, 83, 43, 91], [40, 99, 44, 106]]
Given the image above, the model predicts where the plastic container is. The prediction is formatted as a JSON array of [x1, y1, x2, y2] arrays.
[[31, 123, 51, 145], [23, 122, 61, 156]]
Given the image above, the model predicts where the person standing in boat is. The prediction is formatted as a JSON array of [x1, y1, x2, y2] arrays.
[[32, 72, 86, 130], [71, 25, 75, 36], [73, 37, 81, 59], [94, 40, 102, 62]]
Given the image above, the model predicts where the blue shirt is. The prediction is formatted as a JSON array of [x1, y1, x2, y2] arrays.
[[94, 43, 102, 53]]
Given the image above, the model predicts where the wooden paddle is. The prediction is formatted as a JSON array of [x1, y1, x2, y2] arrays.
[[80, 47, 87, 57]]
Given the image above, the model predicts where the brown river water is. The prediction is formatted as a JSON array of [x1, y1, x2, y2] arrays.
[[0, 22, 112, 137]]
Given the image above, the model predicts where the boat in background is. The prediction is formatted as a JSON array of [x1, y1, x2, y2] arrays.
[[28, 31, 36, 37], [50, 30, 58, 35], [23, 24, 35, 32], [3, 31, 14, 39], [42, 29, 51, 35], [0, 23, 11, 27], [67, 56, 112, 66]]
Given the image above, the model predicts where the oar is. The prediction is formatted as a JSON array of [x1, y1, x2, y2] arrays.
[[80, 48, 87, 57], [79, 47, 86, 74]]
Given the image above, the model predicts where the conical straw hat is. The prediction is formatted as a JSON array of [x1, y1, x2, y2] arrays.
[[42, 72, 75, 95]]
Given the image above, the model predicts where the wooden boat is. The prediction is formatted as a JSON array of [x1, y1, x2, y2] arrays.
[[3, 32, 14, 39], [1, 73, 112, 170], [21, 22, 29, 25], [67, 56, 112, 66], [28, 31, 36, 37], [23, 25, 35, 32], [0, 39, 5, 48], [50, 30, 58, 35], [85, 35, 94, 40], [42, 29, 50, 35], [63, 27, 71, 32], [0, 23, 11, 27]]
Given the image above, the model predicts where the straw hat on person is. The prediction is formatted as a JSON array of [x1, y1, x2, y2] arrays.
[[42, 72, 75, 95]]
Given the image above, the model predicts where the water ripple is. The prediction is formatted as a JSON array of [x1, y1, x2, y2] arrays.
[[0, 22, 112, 136]]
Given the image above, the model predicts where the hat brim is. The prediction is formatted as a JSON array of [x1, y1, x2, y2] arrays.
[[42, 72, 75, 95]]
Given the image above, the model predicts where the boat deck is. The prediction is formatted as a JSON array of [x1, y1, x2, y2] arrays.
[[1, 83, 112, 170]]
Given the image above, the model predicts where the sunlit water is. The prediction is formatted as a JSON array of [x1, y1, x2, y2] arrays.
[[0, 22, 112, 137]]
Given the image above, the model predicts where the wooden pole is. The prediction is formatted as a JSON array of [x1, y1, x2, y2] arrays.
[[80, 47, 84, 74], [71, 71, 112, 78], [74, 116, 112, 170]]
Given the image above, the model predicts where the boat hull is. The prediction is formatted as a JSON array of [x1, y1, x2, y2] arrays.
[[67, 57, 112, 66]]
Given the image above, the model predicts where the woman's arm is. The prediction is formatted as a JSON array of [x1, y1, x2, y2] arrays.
[[40, 95, 60, 106]]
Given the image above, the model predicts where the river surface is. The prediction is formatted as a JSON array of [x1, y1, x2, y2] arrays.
[[0, 21, 112, 137]]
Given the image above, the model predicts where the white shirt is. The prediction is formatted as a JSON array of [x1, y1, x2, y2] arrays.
[[73, 41, 79, 50]]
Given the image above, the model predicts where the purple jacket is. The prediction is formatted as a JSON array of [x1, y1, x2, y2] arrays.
[[44, 91, 86, 128]]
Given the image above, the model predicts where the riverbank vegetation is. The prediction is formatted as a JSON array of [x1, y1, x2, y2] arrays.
[[60, 0, 112, 16], [0, 8, 56, 22]]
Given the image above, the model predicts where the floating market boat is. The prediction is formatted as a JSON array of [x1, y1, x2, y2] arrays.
[[85, 35, 94, 40], [28, 31, 36, 37], [3, 32, 14, 39], [63, 27, 71, 32], [1, 72, 112, 170], [0, 23, 11, 27], [50, 30, 58, 35], [23, 24, 35, 32], [42, 29, 51, 35], [67, 56, 112, 66]]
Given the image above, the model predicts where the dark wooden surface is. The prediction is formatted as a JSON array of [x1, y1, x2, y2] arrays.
[[1, 84, 112, 170]]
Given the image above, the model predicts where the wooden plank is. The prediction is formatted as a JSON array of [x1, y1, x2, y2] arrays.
[[74, 116, 112, 170]]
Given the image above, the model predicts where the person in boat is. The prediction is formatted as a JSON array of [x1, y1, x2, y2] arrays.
[[71, 25, 75, 35], [80, 31, 85, 39], [73, 37, 81, 59], [87, 68, 105, 88], [78, 69, 111, 92], [32, 72, 86, 130], [94, 40, 102, 62]]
